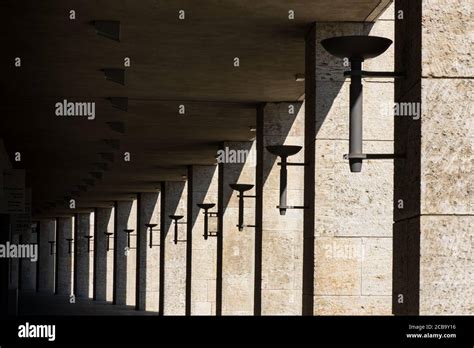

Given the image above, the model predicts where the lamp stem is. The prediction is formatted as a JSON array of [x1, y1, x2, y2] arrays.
[[349, 58, 363, 172], [204, 210, 209, 240], [238, 192, 244, 231], [280, 156, 288, 215], [174, 221, 178, 244]]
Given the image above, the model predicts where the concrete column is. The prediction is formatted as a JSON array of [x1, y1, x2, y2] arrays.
[[113, 200, 137, 306], [136, 192, 160, 311], [162, 181, 187, 315], [74, 213, 90, 298], [38, 219, 55, 293], [393, 0, 473, 315], [218, 141, 256, 315], [310, 18, 394, 314], [56, 217, 73, 296], [94, 207, 114, 302], [189, 165, 218, 315], [256, 103, 305, 315]]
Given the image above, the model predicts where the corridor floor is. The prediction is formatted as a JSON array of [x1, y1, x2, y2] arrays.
[[18, 291, 158, 316]]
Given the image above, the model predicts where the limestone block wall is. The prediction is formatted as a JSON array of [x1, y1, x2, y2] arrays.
[[56, 217, 73, 296], [94, 207, 114, 302], [74, 213, 90, 298], [312, 17, 394, 314], [88, 211, 95, 298], [38, 219, 55, 293], [257, 102, 305, 315], [137, 192, 160, 311], [189, 165, 218, 315], [394, 0, 473, 315], [114, 200, 136, 305], [163, 181, 187, 315], [219, 141, 256, 315]]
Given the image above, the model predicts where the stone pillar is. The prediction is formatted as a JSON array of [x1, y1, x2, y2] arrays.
[[136, 192, 160, 311], [256, 103, 305, 315], [394, 0, 473, 315], [94, 207, 114, 302], [74, 213, 90, 298], [56, 217, 73, 296], [162, 181, 187, 315], [310, 18, 394, 314], [20, 223, 36, 291], [218, 141, 256, 315], [38, 219, 55, 293], [189, 165, 218, 315], [88, 211, 95, 298], [113, 200, 137, 306]]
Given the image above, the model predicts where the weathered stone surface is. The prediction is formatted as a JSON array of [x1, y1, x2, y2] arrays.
[[420, 79, 473, 215], [364, 19, 395, 75], [315, 295, 392, 315], [422, 0, 474, 77], [56, 217, 73, 296], [419, 215, 474, 314], [114, 200, 135, 306], [221, 141, 256, 315], [74, 213, 90, 298], [190, 165, 218, 315], [137, 193, 160, 311], [315, 81, 394, 141], [314, 237, 362, 296], [378, 2, 394, 20], [94, 207, 114, 302], [259, 102, 305, 315], [163, 181, 187, 315], [315, 140, 393, 237], [261, 290, 301, 315], [312, 20, 394, 315], [361, 238, 392, 295]]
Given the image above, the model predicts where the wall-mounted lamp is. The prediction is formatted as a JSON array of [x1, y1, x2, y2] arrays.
[[266, 145, 308, 215], [229, 184, 256, 231], [84, 235, 93, 253], [48, 241, 56, 256], [197, 203, 219, 240], [320, 35, 405, 172], [104, 232, 113, 252], [169, 215, 186, 245], [124, 229, 135, 249], [66, 238, 74, 254], [145, 223, 160, 248]]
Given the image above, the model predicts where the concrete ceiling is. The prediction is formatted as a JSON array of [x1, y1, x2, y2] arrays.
[[0, 0, 391, 217]]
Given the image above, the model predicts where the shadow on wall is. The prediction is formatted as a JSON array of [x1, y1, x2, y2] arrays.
[[189, 166, 217, 229], [159, 181, 186, 314], [113, 201, 133, 305], [393, 0, 422, 315]]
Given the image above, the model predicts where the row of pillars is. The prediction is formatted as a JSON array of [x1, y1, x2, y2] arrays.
[[31, 99, 310, 315]]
